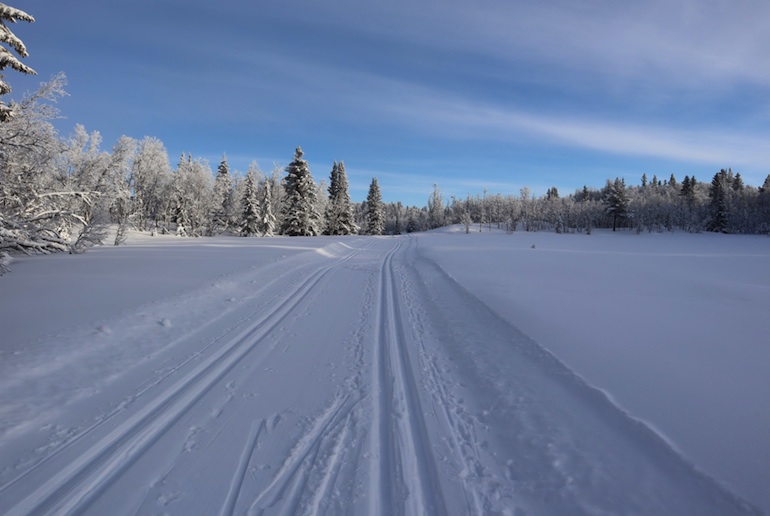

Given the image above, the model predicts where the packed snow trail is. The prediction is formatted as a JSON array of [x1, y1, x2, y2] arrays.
[[370, 239, 446, 515], [0, 236, 759, 515]]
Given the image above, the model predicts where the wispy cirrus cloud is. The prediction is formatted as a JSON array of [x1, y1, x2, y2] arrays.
[[301, 0, 770, 92]]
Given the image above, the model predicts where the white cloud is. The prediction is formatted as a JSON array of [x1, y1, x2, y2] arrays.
[[355, 77, 769, 169]]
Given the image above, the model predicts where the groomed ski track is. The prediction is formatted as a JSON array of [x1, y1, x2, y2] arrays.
[[0, 236, 760, 515]]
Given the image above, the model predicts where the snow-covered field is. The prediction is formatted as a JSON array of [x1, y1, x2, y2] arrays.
[[0, 228, 767, 515]]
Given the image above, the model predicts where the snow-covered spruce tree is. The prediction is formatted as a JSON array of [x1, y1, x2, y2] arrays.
[[324, 161, 358, 235], [708, 169, 731, 233], [258, 177, 276, 236], [338, 162, 357, 232], [759, 175, 770, 234], [240, 167, 260, 236], [603, 177, 630, 231], [0, 3, 36, 121], [323, 161, 340, 234], [281, 147, 320, 236], [210, 153, 234, 235], [364, 177, 384, 235]]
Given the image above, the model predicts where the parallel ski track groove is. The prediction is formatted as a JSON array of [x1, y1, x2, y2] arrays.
[[398, 252, 485, 514], [2, 244, 370, 516], [0, 243, 372, 499], [371, 238, 447, 515], [219, 419, 266, 516]]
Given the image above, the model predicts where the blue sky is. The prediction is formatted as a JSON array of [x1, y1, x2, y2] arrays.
[[9, 0, 770, 205]]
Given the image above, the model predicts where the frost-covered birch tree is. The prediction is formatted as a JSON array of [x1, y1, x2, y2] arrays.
[[59, 125, 110, 250], [171, 154, 212, 237], [427, 183, 445, 229], [130, 137, 172, 232], [107, 136, 136, 245], [0, 75, 67, 266]]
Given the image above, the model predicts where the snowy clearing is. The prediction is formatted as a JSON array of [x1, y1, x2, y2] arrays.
[[0, 229, 767, 515]]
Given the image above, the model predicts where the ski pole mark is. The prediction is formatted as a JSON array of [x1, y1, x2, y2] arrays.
[[247, 391, 361, 515]]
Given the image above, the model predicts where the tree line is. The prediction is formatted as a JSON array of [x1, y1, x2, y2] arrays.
[[0, 78, 393, 251], [2, 74, 770, 277], [436, 171, 770, 236]]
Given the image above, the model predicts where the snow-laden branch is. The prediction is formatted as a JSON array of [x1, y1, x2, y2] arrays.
[[33, 190, 101, 200], [0, 19, 30, 57], [27, 210, 89, 226], [0, 4, 35, 24], [0, 46, 35, 74]]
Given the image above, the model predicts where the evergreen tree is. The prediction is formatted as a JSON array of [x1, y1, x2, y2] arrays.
[[324, 161, 358, 235], [258, 178, 276, 236], [546, 187, 560, 200], [680, 175, 694, 198], [210, 153, 233, 234], [760, 175, 770, 233], [241, 168, 260, 236], [580, 185, 590, 202], [281, 147, 320, 236], [0, 3, 36, 121], [760, 174, 770, 195], [733, 172, 744, 192], [708, 169, 730, 233], [603, 177, 630, 231], [669, 173, 678, 189], [364, 177, 384, 235]]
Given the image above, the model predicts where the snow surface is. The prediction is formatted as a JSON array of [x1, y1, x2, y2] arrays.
[[418, 226, 770, 513], [0, 228, 767, 515]]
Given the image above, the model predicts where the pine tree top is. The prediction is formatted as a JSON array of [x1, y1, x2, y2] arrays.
[[216, 154, 230, 177]]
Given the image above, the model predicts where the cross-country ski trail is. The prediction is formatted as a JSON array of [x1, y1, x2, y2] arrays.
[[0, 236, 759, 515]]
